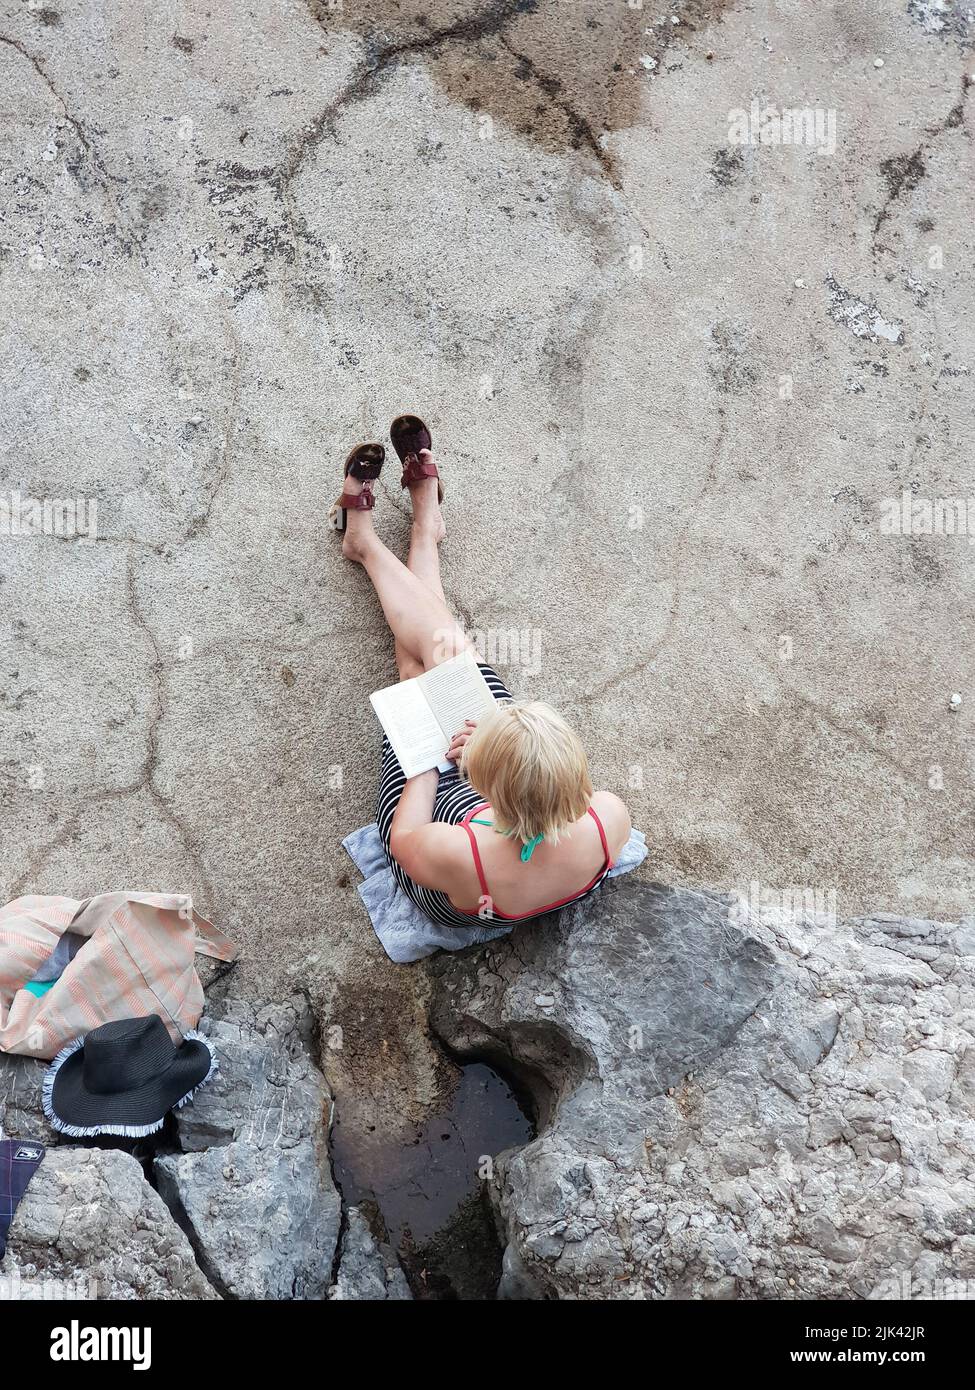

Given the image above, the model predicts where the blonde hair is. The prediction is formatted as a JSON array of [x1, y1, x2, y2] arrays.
[[460, 700, 593, 846]]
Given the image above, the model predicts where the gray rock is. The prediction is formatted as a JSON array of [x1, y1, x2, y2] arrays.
[[430, 879, 975, 1300], [328, 1206, 412, 1301], [175, 998, 326, 1153], [5, 1146, 217, 1300], [156, 1136, 338, 1300], [155, 997, 342, 1300], [0, 1052, 55, 1144]]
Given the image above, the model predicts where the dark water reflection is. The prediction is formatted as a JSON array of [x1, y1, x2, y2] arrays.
[[330, 1062, 533, 1298]]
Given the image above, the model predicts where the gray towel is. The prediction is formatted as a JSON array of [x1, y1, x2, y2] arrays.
[[30, 931, 85, 984], [343, 823, 648, 964]]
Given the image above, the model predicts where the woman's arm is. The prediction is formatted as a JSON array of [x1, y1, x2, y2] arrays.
[[389, 771, 463, 890], [390, 768, 439, 845], [593, 790, 633, 861]]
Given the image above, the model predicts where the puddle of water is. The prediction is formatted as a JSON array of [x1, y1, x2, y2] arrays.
[[329, 1061, 534, 1299]]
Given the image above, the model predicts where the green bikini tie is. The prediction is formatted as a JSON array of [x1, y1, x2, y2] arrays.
[[470, 818, 544, 862]]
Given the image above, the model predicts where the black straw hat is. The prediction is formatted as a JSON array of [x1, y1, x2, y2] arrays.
[[43, 1015, 216, 1138]]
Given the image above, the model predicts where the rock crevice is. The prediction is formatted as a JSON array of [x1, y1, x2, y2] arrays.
[[2, 995, 409, 1300]]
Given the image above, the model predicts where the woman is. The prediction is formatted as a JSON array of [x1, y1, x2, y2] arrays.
[[332, 414, 631, 929]]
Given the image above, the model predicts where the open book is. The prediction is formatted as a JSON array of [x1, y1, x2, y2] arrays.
[[370, 650, 499, 778]]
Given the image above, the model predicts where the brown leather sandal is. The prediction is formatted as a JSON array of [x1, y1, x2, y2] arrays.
[[328, 442, 385, 533], [390, 414, 443, 503]]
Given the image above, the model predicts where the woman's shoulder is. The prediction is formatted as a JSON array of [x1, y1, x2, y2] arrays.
[[590, 790, 632, 856], [389, 821, 473, 894]]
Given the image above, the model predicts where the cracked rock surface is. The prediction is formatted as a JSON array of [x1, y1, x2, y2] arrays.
[[328, 1205, 413, 1301], [0, 1051, 54, 1143], [155, 997, 343, 1300], [1, 0, 972, 1002], [1, 0, 973, 1304], [7, 1147, 218, 1300], [430, 878, 975, 1300], [3, 996, 373, 1301]]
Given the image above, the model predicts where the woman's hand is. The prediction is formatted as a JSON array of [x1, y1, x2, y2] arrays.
[[446, 720, 477, 764]]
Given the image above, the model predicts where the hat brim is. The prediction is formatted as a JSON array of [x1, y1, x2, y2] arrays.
[[43, 1030, 216, 1138]]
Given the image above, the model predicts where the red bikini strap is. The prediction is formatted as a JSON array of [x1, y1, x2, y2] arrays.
[[462, 805, 491, 900], [587, 807, 613, 868]]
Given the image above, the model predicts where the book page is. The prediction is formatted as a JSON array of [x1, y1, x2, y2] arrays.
[[370, 678, 448, 778], [418, 650, 499, 742]]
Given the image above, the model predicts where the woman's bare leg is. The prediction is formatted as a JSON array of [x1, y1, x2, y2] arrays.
[[394, 461, 447, 672], [403, 461, 446, 603], [341, 474, 468, 673]]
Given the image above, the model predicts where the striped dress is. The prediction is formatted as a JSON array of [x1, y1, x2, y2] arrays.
[[375, 664, 613, 930]]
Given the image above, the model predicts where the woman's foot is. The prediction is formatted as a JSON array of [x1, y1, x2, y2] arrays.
[[391, 416, 444, 543], [391, 414, 443, 504], [340, 474, 375, 562], [408, 450, 446, 545], [330, 441, 384, 559]]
